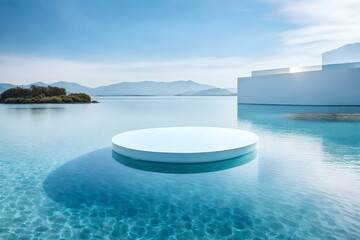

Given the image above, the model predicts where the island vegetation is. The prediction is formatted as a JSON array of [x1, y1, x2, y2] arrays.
[[0, 85, 96, 104]]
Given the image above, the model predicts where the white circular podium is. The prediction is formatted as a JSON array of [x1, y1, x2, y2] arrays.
[[112, 127, 258, 163]]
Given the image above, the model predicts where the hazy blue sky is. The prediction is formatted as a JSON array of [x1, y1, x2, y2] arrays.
[[0, 0, 359, 87]]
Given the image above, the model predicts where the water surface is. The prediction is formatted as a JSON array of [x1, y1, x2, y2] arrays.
[[0, 96, 359, 239]]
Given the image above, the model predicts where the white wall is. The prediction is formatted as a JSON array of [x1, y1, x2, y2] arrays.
[[238, 68, 360, 105], [252, 68, 290, 77]]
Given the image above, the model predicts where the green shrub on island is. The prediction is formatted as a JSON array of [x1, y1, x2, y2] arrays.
[[68, 93, 91, 103], [0, 85, 93, 104]]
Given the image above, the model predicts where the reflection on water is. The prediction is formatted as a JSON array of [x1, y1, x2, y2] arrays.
[[113, 150, 257, 174], [6, 105, 66, 113], [43, 147, 258, 208], [41, 146, 261, 239], [237, 104, 360, 160], [7, 106, 65, 110]]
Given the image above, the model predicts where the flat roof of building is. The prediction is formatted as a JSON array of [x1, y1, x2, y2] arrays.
[[249, 62, 360, 77]]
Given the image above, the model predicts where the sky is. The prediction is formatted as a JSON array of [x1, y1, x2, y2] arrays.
[[0, 0, 360, 88]]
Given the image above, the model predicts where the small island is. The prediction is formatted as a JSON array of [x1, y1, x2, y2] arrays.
[[0, 85, 97, 104]]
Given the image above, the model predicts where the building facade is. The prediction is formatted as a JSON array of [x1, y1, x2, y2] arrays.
[[237, 63, 360, 106]]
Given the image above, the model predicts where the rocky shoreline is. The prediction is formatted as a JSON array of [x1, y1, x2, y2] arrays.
[[288, 113, 360, 121]]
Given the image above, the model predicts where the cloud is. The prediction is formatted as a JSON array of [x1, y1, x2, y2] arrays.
[[1, 1, 359, 87], [0, 51, 321, 88], [0, 52, 323, 88], [273, 0, 360, 56], [0, 55, 249, 87]]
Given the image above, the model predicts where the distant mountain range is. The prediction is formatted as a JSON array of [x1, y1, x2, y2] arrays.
[[0, 80, 236, 96], [177, 87, 235, 96]]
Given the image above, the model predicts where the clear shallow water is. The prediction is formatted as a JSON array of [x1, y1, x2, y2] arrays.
[[0, 96, 360, 240]]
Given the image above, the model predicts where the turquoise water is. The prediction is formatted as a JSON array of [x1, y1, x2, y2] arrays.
[[0, 96, 359, 239]]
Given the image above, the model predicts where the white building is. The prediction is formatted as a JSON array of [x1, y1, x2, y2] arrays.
[[237, 62, 360, 106]]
